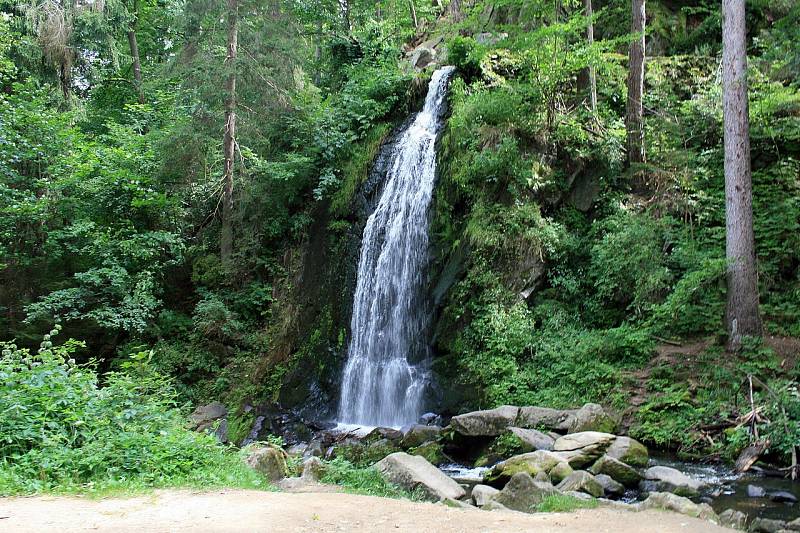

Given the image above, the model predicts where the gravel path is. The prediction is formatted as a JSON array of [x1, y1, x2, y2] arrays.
[[0, 488, 734, 532]]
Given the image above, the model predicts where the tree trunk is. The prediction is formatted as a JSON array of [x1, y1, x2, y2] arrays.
[[339, 0, 352, 34], [220, 0, 238, 263], [127, 0, 144, 104], [626, 0, 646, 165], [585, 0, 597, 112], [723, 0, 762, 350], [409, 0, 419, 29]]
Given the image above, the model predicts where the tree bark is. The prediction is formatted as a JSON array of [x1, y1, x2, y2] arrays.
[[722, 0, 762, 350], [220, 0, 238, 263], [409, 0, 419, 30], [626, 0, 646, 165], [127, 0, 144, 104], [339, 0, 352, 34], [585, 0, 597, 112]]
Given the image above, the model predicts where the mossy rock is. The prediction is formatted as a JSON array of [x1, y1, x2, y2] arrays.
[[410, 441, 447, 466]]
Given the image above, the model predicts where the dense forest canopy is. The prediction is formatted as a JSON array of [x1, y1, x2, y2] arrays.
[[1, 0, 799, 498]]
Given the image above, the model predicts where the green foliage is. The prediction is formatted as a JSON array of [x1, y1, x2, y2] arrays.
[[536, 493, 599, 512], [319, 458, 421, 500], [0, 333, 265, 495]]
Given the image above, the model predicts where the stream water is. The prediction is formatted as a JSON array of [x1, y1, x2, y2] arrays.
[[337, 66, 456, 428]]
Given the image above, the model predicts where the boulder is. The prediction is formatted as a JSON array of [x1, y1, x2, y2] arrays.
[[363, 427, 404, 444], [481, 500, 511, 512], [494, 472, 558, 513], [749, 518, 787, 533], [300, 456, 325, 482], [507, 427, 555, 451], [605, 436, 649, 467], [595, 474, 625, 497], [556, 471, 604, 498], [190, 401, 228, 442], [564, 490, 595, 501], [747, 484, 767, 497], [401, 425, 442, 448], [787, 517, 800, 531], [244, 446, 287, 482], [640, 492, 718, 522], [516, 406, 574, 431], [567, 403, 617, 434], [471, 484, 500, 507], [641, 466, 706, 497], [441, 497, 473, 509], [285, 443, 307, 457], [552, 432, 615, 468], [411, 47, 435, 69], [589, 455, 642, 487], [419, 412, 443, 426], [190, 401, 227, 427], [719, 509, 748, 530], [304, 439, 324, 458], [375, 452, 466, 501], [410, 441, 446, 466], [533, 471, 552, 484], [485, 450, 573, 486], [450, 406, 519, 437]]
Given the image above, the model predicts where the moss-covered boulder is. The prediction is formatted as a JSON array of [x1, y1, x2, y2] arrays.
[[556, 470, 604, 498], [605, 436, 649, 467], [493, 472, 558, 513], [484, 450, 573, 486], [410, 441, 447, 465], [244, 445, 287, 482], [589, 455, 642, 487]]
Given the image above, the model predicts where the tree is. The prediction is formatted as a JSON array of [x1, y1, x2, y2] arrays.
[[126, 0, 144, 103], [220, 0, 238, 263], [722, 0, 762, 350], [585, 0, 596, 112], [626, 0, 645, 165]]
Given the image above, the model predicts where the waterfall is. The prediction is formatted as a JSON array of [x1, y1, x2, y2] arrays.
[[338, 66, 456, 428]]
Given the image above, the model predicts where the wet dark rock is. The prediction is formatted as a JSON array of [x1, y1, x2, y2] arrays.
[[768, 490, 798, 503], [749, 517, 787, 533], [419, 412, 443, 426], [748, 484, 768, 498]]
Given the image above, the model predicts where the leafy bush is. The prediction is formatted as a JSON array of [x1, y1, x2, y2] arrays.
[[319, 458, 421, 499], [0, 332, 264, 495]]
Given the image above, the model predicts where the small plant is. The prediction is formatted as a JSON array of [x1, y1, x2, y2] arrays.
[[536, 493, 599, 513], [319, 458, 423, 500]]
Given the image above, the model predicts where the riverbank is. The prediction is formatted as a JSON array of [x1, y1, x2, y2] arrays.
[[0, 488, 735, 532]]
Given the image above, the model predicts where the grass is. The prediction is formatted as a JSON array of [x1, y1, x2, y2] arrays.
[[319, 457, 424, 500], [536, 494, 599, 513]]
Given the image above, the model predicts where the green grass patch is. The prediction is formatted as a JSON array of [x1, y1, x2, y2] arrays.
[[319, 458, 423, 500], [536, 493, 599, 513]]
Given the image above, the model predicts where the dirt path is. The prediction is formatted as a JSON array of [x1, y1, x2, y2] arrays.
[[0, 488, 733, 533]]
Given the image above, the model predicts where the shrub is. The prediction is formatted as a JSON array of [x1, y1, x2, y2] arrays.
[[0, 332, 264, 495]]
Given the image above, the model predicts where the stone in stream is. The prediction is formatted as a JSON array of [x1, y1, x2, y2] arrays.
[[375, 452, 466, 501], [640, 465, 706, 497], [787, 517, 800, 530], [768, 490, 798, 503], [605, 436, 649, 467], [485, 450, 573, 486], [244, 445, 288, 482], [594, 474, 625, 497], [400, 425, 442, 448], [471, 484, 500, 507], [718, 509, 748, 530], [493, 472, 558, 513], [640, 492, 718, 522], [507, 427, 555, 451], [589, 455, 642, 487], [556, 471, 604, 498], [552, 432, 615, 468], [747, 484, 767, 498], [749, 517, 788, 533], [450, 405, 519, 437]]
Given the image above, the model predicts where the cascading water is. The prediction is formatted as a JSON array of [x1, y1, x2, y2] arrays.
[[337, 66, 456, 428]]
